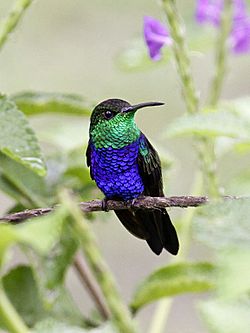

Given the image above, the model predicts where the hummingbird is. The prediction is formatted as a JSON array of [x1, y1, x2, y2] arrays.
[[86, 99, 179, 255]]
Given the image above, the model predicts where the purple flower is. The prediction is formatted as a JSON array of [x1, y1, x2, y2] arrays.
[[231, 0, 250, 53], [196, 0, 224, 26], [195, 0, 250, 53], [143, 16, 172, 61], [231, 15, 250, 52]]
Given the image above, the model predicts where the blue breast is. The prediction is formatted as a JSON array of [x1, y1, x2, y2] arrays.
[[90, 139, 144, 200]]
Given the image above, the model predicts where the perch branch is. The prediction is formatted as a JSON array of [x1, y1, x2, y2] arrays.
[[0, 195, 243, 224]]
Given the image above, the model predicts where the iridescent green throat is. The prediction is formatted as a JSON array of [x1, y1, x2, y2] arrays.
[[90, 112, 140, 149]]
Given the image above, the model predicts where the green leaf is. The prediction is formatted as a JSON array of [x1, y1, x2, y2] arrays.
[[41, 223, 78, 289], [226, 170, 250, 196], [33, 319, 114, 333], [220, 97, 250, 120], [0, 224, 18, 267], [166, 97, 250, 142], [216, 249, 250, 300], [0, 207, 68, 269], [16, 206, 67, 255], [194, 198, 250, 250], [50, 287, 86, 327], [199, 299, 250, 333], [130, 262, 215, 312], [166, 110, 250, 139], [2, 266, 85, 329], [2, 266, 46, 327], [13, 92, 93, 116], [0, 95, 46, 176], [234, 141, 250, 153], [0, 153, 51, 207], [33, 319, 88, 333]]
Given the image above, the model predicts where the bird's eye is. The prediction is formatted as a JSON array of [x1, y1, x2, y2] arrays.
[[103, 110, 114, 120]]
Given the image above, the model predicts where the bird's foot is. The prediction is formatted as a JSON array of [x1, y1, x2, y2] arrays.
[[125, 198, 137, 210], [101, 197, 109, 212]]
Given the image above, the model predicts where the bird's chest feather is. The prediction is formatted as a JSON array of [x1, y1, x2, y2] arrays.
[[90, 139, 144, 200]]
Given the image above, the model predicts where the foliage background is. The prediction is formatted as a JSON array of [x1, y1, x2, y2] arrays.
[[0, 0, 250, 332]]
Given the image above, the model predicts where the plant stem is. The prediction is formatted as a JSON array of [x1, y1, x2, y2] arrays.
[[148, 173, 203, 333], [148, 299, 172, 333], [209, 0, 232, 107], [0, 0, 33, 51], [161, 0, 222, 197], [196, 137, 220, 197], [161, 0, 199, 115], [62, 192, 138, 333], [0, 284, 30, 333], [203, 0, 232, 196]]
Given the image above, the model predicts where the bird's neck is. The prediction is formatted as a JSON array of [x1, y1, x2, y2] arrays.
[[91, 119, 140, 149]]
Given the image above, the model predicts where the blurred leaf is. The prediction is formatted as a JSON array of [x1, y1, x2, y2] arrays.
[[0, 207, 67, 266], [2, 266, 46, 327], [2, 266, 85, 329], [199, 299, 250, 333], [0, 224, 18, 267], [13, 92, 93, 116], [233, 141, 250, 153], [166, 110, 250, 139], [6, 203, 26, 214], [0, 153, 51, 207], [33, 319, 114, 333], [17, 208, 83, 324], [33, 319, 88, 333], [130, 262, 215, 312], [216, 249, 250, 300], [16, 206, 67, 255], [194, 198, 250, 250], [41, 223, 78, 289], [1, 208, 85, 327], [50, 287, 86, 327], [221, 97, 250, 120], [226, 170, 250, 196], [0, 95, 46, 176]]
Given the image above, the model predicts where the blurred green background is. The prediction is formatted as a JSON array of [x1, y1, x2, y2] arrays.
[[0, 0, 249, 332]]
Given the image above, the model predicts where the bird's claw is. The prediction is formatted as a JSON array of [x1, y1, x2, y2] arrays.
[[125, 198, 137, 210], [101, 197, 109, 212]]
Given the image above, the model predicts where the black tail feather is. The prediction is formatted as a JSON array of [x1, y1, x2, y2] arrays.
[[115, 208, 179, 255]]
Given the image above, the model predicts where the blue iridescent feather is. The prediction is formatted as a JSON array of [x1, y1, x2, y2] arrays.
[[90, 136, 146, 200]]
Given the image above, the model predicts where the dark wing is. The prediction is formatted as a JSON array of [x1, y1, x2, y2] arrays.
[[137, 134, 163, 197], [86, 140, 94, 179], [136, 134, 179, 255]]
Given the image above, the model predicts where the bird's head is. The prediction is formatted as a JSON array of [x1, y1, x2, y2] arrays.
[[89, 98, 164, 148]]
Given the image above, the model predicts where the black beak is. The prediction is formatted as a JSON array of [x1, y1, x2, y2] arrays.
[[122, 101, 164, 113]]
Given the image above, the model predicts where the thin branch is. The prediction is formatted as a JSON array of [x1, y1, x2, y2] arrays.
[[0, 195, 243, 224], [73, 254, 110, 321]]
